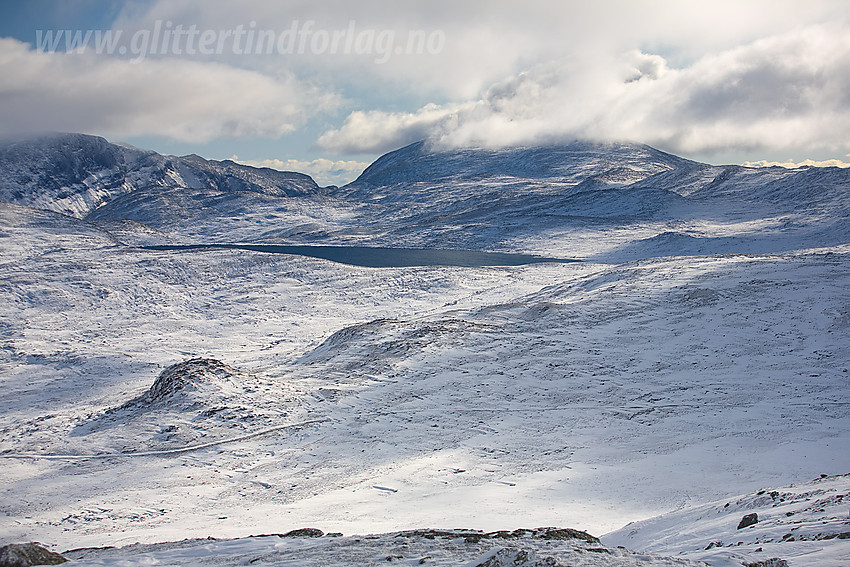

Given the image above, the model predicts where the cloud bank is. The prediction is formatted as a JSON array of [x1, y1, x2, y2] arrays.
[[317, 25, 850, 158], [231, 156, 370, 186], [3, 0, 849, 165], [0, 38, 338, 142]]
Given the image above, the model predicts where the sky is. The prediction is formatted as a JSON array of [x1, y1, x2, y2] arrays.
[[0, 0, 849, 185]]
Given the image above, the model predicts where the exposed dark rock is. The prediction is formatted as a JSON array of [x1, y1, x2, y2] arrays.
[[468, 547, 567, 567], [0, 133, 319, 219], [393, 527, 600, 545], [395, 529, 484, 540], [531, 527, 600, 543], [744, 559, 788, 567], [0, 543, 67, 566], [281, 528, 324, 538], [737, 513, 759, 529], [486, 527, 600, 544]]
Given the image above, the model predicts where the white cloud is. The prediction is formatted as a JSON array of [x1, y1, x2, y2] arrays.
[[625, 50, 669, 82], [113, 0, 850, 102], [5, 0, 849, 162], [317, 24, 850, 159], [0, 38, 339, 142], [231, 155, 370, 186], [316, 102, 475, 154]]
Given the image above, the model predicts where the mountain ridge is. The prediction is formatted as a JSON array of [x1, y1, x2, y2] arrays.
[[1, 132, 849, 258], [0, 133, 319, 219], [347, 139, 699, 187]]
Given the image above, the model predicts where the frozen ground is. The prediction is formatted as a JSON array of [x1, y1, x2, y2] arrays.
[[0, 135, 849, 565]]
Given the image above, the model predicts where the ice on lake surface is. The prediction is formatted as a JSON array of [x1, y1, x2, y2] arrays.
[[142, 244, 579, 267]]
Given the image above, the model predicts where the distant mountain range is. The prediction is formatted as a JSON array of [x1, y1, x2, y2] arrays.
[[1, 132, 848, 258]]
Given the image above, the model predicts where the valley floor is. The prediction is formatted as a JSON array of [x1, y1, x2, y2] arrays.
[[0, 203, 849, 565]]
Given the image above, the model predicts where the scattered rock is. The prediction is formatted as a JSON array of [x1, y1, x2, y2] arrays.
[[467, 547, 564, 567], [737, 513, 759, 529], [394, 527, 600, 545], [0, 543, 67, 566], [396, 529, 485, 540], [744, 559, 788, 567]]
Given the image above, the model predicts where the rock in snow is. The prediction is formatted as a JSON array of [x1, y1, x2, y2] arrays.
[[737, 513, 759, 530]]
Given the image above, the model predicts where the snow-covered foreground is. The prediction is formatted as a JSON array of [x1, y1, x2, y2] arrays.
[[1, 204, 849, 564], [47, 475, 850, 566], [62, 527, 705, 566], [606, 473, 850, 566], [1, 135, 849, 565]]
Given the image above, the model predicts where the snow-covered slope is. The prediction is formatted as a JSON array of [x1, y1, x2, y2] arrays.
[[0, 135, 848, 565], [348, 140, 695, 186], [605, 473, 850, 566], [329, 140, 849, 256], [0, 133, 318, 219], [1, 209, 847, 553]]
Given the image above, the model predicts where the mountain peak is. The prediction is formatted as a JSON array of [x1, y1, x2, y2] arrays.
[[0, 133, 319, 218], [349, 139, 696, 187]]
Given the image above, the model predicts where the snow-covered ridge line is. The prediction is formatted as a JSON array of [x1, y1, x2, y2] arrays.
[[346, 139, 696, 187], [0, 132, 318, 218], [3, 132, 849, 258]]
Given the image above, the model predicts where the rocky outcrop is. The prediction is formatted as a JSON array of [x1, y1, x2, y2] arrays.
[[0, 543, 66, 566]]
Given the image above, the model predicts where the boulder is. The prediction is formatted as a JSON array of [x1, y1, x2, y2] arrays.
[[737, 513, 759, 529]]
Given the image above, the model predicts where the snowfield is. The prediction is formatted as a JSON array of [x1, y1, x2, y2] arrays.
[[0, 134, 848, 566]]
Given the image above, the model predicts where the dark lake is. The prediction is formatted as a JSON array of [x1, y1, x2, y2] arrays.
[[142, 244, 578, 268]]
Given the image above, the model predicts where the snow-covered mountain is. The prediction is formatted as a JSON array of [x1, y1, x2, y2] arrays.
[[347, 140, 694, 186], [0, 133, 317, 219], [332, 140, 850, 256], [0, 134, 848, 566], [3, 133, 848, 257]]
